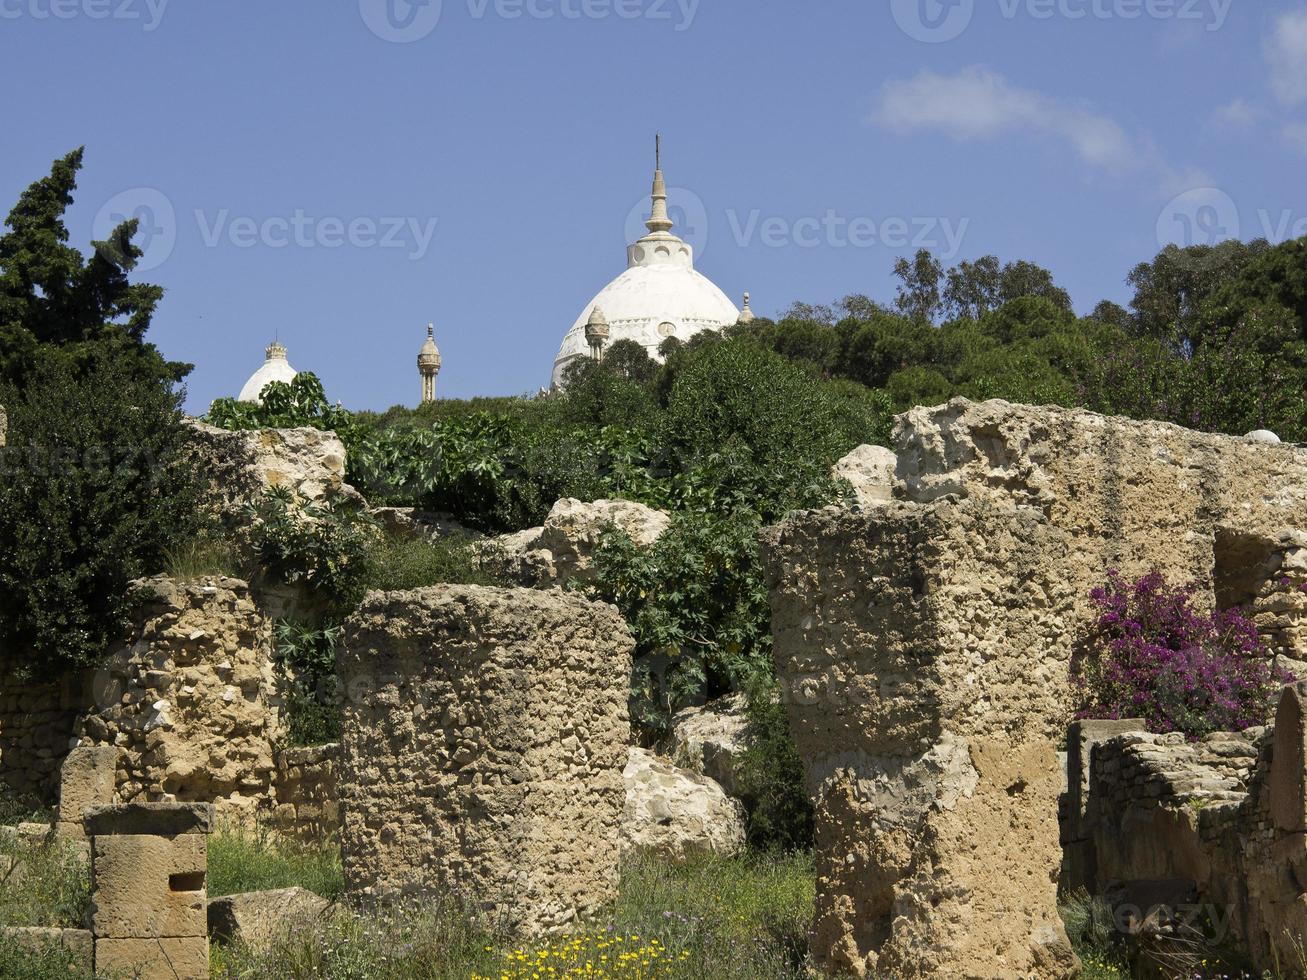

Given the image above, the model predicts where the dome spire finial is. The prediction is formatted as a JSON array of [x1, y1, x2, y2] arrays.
[[646, 133, 674, 236]]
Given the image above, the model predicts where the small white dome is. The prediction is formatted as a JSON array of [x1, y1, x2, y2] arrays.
[[1246, 429, 1282, 445], [552, 143, 738, 386], [238, 342, 298, 404]]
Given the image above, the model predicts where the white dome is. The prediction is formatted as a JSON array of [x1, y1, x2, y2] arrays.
[[552, 147, 739, 386], [238, 342, 298, 404]]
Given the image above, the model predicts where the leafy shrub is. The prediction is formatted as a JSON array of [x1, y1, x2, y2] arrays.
[[0, 354, 207, 674], [589, 513, 773, 740], [207, 372, 364, 449], [734, 680, 813, 852], [248, 488, 377, 613], [1071, 570, 1292, 739], [274, 621, 342, 745], [362, 532, 503, 592]]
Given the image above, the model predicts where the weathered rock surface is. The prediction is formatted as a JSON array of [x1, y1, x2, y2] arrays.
[[207, 886, 331, 952], [663, 693, 751, 797], [762, 498, 1078, 978], [73, 577, 283, 827], [338, 585, 633, 935], [620, 747, 746, 864], [478, 498, 671, 588], [832, 444, 897, 507], [184, 421, 354, 519], [896, 398, 1307, 621]]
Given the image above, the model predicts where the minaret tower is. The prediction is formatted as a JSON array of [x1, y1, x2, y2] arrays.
[[417, 323, 441, 404], [736, 292, 756, 325], [584, 306, 610, 362]]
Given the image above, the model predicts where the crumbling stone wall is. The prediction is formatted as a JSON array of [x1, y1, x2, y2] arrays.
[[73, 576, 283, 826], [337, 585, 632, 936], [1076, 686, 1307, 974], [896, 399, 1307, 625], [761, 498, 1079, 978], [0, 663, 90, 799], [272, 743, 339, 841]]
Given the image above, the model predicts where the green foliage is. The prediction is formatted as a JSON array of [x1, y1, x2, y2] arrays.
[[362, 532, 503, 592], [734, 680, 814, 852], [589, 513, 772, 740], [207, 828, 343, 901], [211, 853, 814, 980], [0, 936, 92, 980], [0, 354, 207, 673], [248, 488, 377, 613], [207, 372, 364, 449], [0, 834, 91, 929], [1060, 891, 1128, 980], [0, 148, 184, 388], [274, 621, 342, 745]]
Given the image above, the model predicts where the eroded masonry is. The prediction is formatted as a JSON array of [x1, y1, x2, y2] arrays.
[[764, 398, 1307, 977]]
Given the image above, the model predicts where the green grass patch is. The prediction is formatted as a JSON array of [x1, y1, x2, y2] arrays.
[[207, 829, 343, 902], [212, 851, 815, 979], [0, 833, 90, 931], [362, 531, 504, 592]]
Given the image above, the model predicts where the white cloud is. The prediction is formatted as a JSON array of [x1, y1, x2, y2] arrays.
[[1267, 10, 1307, 106], [870, 67, 1201, 195], [1211, 99, 1266, 129], [1284, 122, 1307, 156]]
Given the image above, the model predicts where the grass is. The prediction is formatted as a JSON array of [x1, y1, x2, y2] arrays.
[[361, 530, 505, 592], [207, 828, 344, 901], [163, 532, 245, 581], [0, 831, 90, 931], [212, 849, 816, 979]]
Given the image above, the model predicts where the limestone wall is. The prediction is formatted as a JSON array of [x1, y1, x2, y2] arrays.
[[271, 743, 339, 841], [0, 664, 90, 800], [896, 399, 1307, 623], [761, 498, 1078, 978], [1075, 686, 1307, 974], [337, 586, 632, 935], [73, 576, 284, 826]]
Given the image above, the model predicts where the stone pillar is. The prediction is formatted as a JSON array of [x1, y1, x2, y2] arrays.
[[338, 585, 633, 936], [85, 802, 213, 980], [761, 499, 1080, 978], [57, 745, 117, 839]]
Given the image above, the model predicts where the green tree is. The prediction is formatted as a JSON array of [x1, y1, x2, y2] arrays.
[[892, 249, 944, 324], [0, 148, 184, 387]]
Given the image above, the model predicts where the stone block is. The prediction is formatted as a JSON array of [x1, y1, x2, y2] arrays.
[[57, 745, 117, 838], [90, 833, 208, 939], [94, 936, 209, 979], [207, 886, 331, 952], [85, 801, 214, 837]]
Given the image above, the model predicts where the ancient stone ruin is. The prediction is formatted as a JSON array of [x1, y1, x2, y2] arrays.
[[762, 398, 1307, 977], [86, 802, 213, 980], [762, 498, 1079, 978], [336, 585, 633, 935], [75, 576, 283, 827], [1066, 684, 1307, 976]]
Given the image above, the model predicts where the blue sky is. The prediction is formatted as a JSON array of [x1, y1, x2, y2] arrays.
[[2, 0, 1305, 412]]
